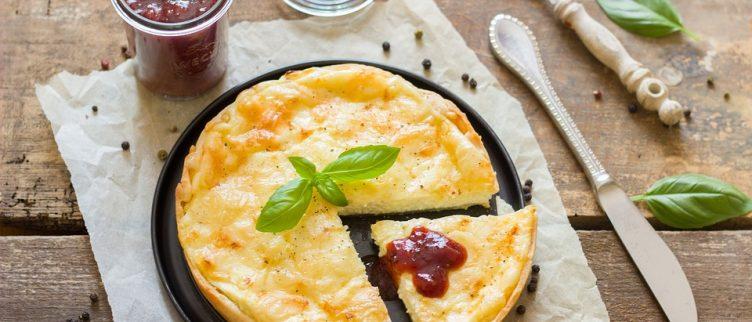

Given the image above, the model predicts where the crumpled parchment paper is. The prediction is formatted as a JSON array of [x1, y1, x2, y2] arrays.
[[35, 0, 609, 320]]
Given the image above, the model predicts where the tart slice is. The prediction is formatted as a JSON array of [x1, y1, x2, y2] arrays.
[[371, 206, 537, 322]]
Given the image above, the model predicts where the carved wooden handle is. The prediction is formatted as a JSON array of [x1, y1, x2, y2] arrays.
[[553, 0, 686, 125]]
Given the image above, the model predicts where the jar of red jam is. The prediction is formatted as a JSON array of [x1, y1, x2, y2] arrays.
[[112, 0, 233, 98]]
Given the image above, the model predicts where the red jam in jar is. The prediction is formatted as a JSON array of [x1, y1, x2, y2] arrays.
[[381, 226, 467, 298], [112, 0, 233, 98]]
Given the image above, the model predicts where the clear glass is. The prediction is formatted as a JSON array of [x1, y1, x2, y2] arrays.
[[283, 0, 373, 17], [111, 0, 234, 99]]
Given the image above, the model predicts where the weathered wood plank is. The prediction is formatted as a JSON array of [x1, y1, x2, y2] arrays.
[[1, 0, 751, 232], [1, 232, 750, 321]]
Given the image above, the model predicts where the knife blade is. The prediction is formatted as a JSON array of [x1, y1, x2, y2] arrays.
[[489, 14, 697, 321]]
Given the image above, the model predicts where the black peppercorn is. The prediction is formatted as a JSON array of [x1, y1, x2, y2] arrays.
[[530, 276, 538, 284], [461, 73, 469, 82], [422, 59, 431, 70], [523, 193, 532, 202], [683, 109, 691, 118], [527, 283, 537, 292], [80, 311, 90, 320], [91, 105, 98, 113], [522, 185, 531, 194], [415, 30, 423, 40], [170, 126, 178, 133], [121, 141, 130, 151], [382, 41, 390, 52], [469, 78, 477, 89], [724, 92, 730, 100], [627, 103, 638, 113], [593, 90, 602, 100], [89, 293, 98, 302], [516, 305, 526, 314], [524, 179, 533, 187], [532, 264, 540, 273], [706, 76, 714, 88]]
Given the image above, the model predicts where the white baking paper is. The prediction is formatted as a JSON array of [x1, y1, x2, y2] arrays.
[[36, 0, 609, 320]]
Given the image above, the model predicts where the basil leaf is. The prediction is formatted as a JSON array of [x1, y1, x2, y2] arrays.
[[288, 156, 316, 179], [321, 145, 400, 182], [313, 174, 349, 207], [596, 0, 698, 39], [632, 174, 752, 229], [256, 178, 313, 232]]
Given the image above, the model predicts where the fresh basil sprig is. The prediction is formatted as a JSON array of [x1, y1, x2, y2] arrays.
[[632, 173, 752, 229], [256, 145, 400, 233], [596, 0, 698, 40]]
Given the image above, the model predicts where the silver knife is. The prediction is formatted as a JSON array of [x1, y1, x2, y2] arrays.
[[489, 15, 697, 321]]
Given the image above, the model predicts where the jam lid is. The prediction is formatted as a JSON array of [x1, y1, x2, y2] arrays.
[[111, 0, 233, 36]]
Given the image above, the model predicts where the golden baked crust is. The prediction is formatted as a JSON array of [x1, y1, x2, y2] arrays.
[[175, 64, 499, 321], [371, 206, 537, 322]]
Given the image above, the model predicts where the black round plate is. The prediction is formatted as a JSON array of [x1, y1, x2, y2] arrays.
[[152, 60, 524, 321]]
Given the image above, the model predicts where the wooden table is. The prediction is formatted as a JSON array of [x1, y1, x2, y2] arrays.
[[1, 0, 750, 320]]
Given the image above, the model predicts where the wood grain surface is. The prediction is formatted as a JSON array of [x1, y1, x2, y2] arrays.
[[1, 0, 750, 233], [1, 231, 749, 321]]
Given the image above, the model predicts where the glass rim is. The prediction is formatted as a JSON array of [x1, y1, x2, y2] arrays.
[[111, 0, 234, 36]]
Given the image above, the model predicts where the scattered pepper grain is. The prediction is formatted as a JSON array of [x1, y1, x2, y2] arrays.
[[121, 141, 130, 151], [627, 103, 638, 113], [80, 311, 90, 320], [706, 76, 714, 88], [532, 264, 540, 273], [527, 283, 537, 293], [422, 59, 432, 70], [89, 293, 98, 303], [158, 149, 168, 161], [522, 185, 531, 194], [724, 92, 730, 101], [461, 73, 469, 82], [469, 78, 477, 89], [170, 125, 178, 133], [414, 29, 423, 40], [516, 305, 526, 314], [524, 179, 533, 187], [382, 41, 390, 52], [91, 105, 98, 113], [683, 108, 692, 118]]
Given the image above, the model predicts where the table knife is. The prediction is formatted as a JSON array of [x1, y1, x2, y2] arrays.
[[489, 15, 697, 322]]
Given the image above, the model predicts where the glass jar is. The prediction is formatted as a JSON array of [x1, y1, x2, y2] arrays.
[[111, 0, 234, 99]]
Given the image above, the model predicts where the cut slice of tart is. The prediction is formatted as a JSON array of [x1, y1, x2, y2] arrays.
[[371, 206, 537, 322]]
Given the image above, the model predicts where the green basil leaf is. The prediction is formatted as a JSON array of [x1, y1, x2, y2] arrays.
[[632, 173, 752, 229], [256, 178, 313, 232], [288, 156, 316, 179], [596, 0, 697, 39], [313, 174, 349, 207], [321, 145, 400, 182]]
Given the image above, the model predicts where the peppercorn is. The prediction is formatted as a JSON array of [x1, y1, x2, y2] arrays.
[[516, 305, 526, 314], [469, 78, 477, 89], [724, 92, 730, 100], [100, 59, 110, 71], [415, 30, 423, 40], [532, 264, 540, 273], [524, 179, 533, 187], [80, 311, 90, 320], [382, 41, 390, 52], [706, 76, 714, 88], [523, 193, 532, 202], [522, 185, 531, 194], [593, 90, 602, 100], [461, 73, 469, 82], [158, 149, 168, 161], [683, 109, 692, 118], [627, 102, 638, 113], [422, 59, 432, 70], [170, 126, 178, 133], [530, 276, 538, 284], [91, 105, 98, 113], [527, 283, 537, 293], [89, 293, 98, 302], [121, 141, 130, 151]]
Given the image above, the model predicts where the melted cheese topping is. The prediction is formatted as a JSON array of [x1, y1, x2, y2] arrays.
[[176, 64, 499, 321], [371, 207, 537, 322]]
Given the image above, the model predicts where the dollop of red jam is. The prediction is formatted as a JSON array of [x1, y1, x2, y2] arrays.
[[381, 226, 467, 298], [127, 0, 217, 23]]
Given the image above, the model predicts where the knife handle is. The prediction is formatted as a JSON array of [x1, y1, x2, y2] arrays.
[[490, 15, 612, 189], [553, 0, 685, 125]]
